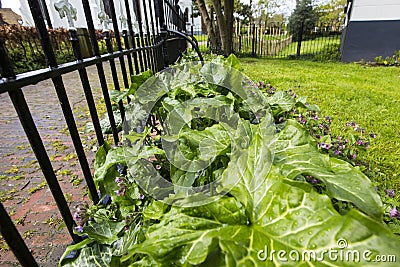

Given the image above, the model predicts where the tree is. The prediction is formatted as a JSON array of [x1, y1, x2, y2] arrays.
[[234, 0, 251, 24], [288, 0, 318, 40], [253, 0, 280, 26], [315, 0, 346, 30], [195, 0, 234, 56]]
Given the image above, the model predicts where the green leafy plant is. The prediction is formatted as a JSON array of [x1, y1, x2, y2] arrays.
[[372, 50, 400, 66], [60, 55, 400, 266]]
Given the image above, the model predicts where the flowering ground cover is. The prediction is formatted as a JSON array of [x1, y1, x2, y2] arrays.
[[241, 58, 400, 229]]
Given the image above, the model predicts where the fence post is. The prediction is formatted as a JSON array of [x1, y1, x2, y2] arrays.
[[237, 21, 242, 52], [155, 0, 169, 68], [297, 20, 304, 58], [251, 23, 256, 56]]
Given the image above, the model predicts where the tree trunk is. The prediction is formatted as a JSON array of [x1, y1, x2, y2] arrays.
[[224, 0, 234, 55], [197, 0, 218, 52], [210, 0, 227, 54]]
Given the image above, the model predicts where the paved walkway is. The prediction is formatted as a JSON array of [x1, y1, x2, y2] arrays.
[[0, 62, 126, 266]]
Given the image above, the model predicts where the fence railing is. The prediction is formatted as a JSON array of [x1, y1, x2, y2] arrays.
[[0, 0, 200, 265], [193, 21, 343, 60], [233, 22, 342, 60]]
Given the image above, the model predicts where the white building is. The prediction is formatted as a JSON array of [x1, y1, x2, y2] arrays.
[[341, 0, 400, 62]]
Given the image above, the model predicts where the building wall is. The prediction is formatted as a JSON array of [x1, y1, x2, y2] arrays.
[[350, 0, 400, 21], [341, 0, 400, 62]]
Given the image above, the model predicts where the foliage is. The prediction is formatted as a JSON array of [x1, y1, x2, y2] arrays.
[[0, 25, 74, 74], [241, 57, 400, 233], [0, 25, 117, 74], [314, 0, 347, 26], [85, 70, 153, 134], [252, 0, 281, 26], [234, 0, 252, 23], [288, 0, 319, 41], [373, 50, 400, 67], [61, 55, 400, 266]]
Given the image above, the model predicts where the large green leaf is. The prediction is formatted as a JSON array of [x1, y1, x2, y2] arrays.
[[82, 220, 125, 245], [274, 120, 383, 219], [122, 116, 400, 266], [61, 243, 113, 267]]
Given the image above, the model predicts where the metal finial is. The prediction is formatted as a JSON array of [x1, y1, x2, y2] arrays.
[[54, 0, 77, 29]]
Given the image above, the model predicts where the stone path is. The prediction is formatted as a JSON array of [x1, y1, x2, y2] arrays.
[[0, 61, 126, 266]]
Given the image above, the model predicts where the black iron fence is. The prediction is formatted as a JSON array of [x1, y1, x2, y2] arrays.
[[0, 0, 200, 265], [234, 21, 342, 60]]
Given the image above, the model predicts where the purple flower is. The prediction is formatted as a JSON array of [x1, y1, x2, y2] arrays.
[[352, 154, 357, 159], [73, 212, 81, 221], [318, 124, 324, 130], [75, 225, 83, 233], [390, 207, 399, 218], [385, 189, 395, 198], [115, 177, 122, 183], [320, 143, 331, 150], [115, 190, 121, 197], [337, 136, 342, 140], [313, 115, 319, 121], [301, 119, 307, 124], [356, 140, 363, 145], [139, 193, 145, 200], [325, 116, 332, 123], [155, 165, 161, 170], [334, 150, 342, 155], [311, 179, 319, 184]]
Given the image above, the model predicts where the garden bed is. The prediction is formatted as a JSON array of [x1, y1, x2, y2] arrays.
[[59, 55, 400, 266]]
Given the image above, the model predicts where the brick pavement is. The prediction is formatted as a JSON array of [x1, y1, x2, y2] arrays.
[[0, 62, 126, 266]]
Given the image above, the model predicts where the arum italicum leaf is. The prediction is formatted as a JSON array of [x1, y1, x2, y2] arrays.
[[274, 120, 383, 220], [123, 116, 400, 266], [61, 244, 113, 267]]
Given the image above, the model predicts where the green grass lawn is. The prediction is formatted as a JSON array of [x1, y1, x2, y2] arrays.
[[240, 58, 400, 193], [277, 36, 341, 57]]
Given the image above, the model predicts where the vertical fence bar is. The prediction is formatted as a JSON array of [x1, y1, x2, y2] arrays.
[[148, 0, 160, 71], [142, 0, 156, 72], [155, 0, 169, 68], [0, 203, 39, 267], [69, 29, 105, 146], [297, 20, 304, 58], [104, 30, 126, 121], [124, 0, 141, 73], [122, 30, 134, 77], [81, 0, 119, 145], [152, 0, 164, 70], [107, 0, 130, 91], [0, 38, 81, 243], [27, 0, 100, 203], [134, 0, 149, 70], [132, 0, 145, 72]]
